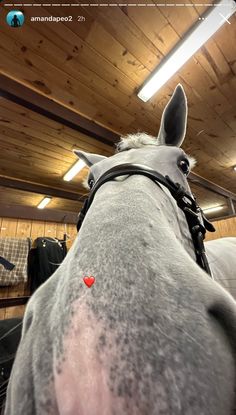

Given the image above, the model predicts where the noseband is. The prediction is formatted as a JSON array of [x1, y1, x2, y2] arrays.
[[77, 163, 215, 278]]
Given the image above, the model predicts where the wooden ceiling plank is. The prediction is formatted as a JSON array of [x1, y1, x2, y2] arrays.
[[22, 9, 140, 99], [219, 108, 236, 136], [177, 77, 236, 141], [28, 2, 171, 117], [1, 48, 133, 139], [0, 188, 43, 207], [0, 7, 160, 131], [0, 149, 67, 176], [198, 40, 233, 85], [35, 2, 153, 82], [157, 0, 201, 35], [0, 83, 118, 149], [187, 122, 236, 161], [218, 78, 236, 116], [49, 198, 82, 213], [193, 49, 235, 117], [118, 3, 179, 57], [213, 15, 236, 67], [0, 151, 71, 180], [0, 131, 74, 168], [132, 3, 233, 135], [184, 121, 236, 194], [0, 5, 164, 123], [0, 9, 159, 130], [0, 99, 114, 156], [156, 7, 235, 129], [80, 2, 163, 72], [83, 22, 151, 84], [0, 158, 67, 182], [0, 124, 76, 165], [0, 160, 85, 193], [0, 42, 136, 134]]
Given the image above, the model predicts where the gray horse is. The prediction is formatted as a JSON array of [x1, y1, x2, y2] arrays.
[[206, 237, 236, 298], [4, 85, 236, 415]]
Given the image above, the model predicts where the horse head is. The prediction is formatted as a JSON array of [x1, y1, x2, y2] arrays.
[[74, 84, 198, 261]]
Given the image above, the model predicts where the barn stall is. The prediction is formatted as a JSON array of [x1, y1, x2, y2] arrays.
[[0, 1, 236, 411]]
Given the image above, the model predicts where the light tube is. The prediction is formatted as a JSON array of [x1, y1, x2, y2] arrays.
[[138, 0, 236, 102], [203, 205, 224, 214], [37, 197, 51, 209], [63, 159, 86, 182]]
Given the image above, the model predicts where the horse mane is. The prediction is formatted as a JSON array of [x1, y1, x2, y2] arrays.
[[116, 132, 196, 170]]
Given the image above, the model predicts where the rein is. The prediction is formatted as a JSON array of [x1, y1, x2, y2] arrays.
[[77, 163, 215, 278]]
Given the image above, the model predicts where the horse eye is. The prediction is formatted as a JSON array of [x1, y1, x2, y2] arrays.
[[178, 159, 190, 175]]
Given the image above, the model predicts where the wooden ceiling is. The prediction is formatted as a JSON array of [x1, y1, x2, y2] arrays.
[[0, 96, 112, 190], [0, 0, 236, 220]]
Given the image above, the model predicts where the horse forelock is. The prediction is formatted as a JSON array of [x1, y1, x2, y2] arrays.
[[116, 132, 158, 152], [116, 132, 196, 170]]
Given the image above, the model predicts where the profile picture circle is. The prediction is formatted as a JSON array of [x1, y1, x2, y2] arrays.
[[6, 10, 25, 27]]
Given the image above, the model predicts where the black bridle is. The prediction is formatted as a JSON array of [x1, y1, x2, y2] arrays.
[[77, 163, 215, 278]]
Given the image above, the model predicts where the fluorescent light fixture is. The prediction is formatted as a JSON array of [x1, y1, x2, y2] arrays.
[[138, 0, 236, 102], [63, 159, 86, 182], [37, 197, 51, 210], [203, 205, 224, 214]]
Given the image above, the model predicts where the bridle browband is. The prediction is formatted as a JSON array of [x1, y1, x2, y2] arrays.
[[77, 163, 215, 278]]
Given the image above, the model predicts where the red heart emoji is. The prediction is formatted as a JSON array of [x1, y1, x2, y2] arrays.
[[83, 276, 95, 288]]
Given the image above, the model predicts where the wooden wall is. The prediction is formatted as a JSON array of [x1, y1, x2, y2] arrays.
[[0, 217, 77, 320], [205, 216, 236, 241], [1, 214, 235, 320]]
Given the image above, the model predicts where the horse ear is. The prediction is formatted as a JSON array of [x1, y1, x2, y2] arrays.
[[157, 84, 187, 147], [73, 150, 107, 167]]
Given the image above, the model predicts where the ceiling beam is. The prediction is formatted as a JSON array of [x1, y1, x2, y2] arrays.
[[0, 204, 78, 224], [227, 197, 236, 215], [188, 172, 236, 202], [0, 74, 119, 147], [0, 176, 85, 201], [1, 170, 236, 206]]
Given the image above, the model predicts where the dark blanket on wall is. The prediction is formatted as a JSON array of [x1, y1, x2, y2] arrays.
[[28, 237, 67, 294]]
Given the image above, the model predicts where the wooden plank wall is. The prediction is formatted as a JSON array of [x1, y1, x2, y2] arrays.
[[0, 217, 77, 320], [205, 216, 236, 241]]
